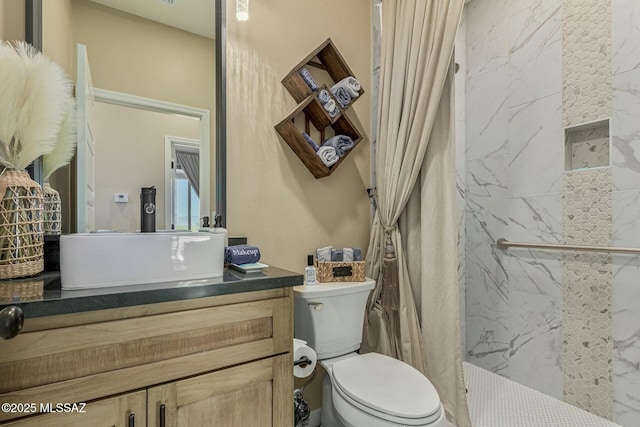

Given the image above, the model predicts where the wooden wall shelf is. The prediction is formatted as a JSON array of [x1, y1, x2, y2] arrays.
[[276, 108, 362, 179], [276, 38, 364, 179]]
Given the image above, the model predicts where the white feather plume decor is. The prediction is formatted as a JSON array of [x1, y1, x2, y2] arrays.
[[44, 98, 77, 181], [0, 41, 73, 170]]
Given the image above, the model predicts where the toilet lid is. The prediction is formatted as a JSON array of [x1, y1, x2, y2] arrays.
[[332, 353, 441, 421]]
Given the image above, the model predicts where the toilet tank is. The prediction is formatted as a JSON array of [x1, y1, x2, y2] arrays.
[[294, 279, 376, 360]]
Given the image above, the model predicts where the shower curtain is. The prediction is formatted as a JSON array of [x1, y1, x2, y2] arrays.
[[361, 1, 470, 426]]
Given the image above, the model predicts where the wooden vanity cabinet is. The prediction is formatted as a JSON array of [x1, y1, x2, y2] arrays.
[[0, 288, 294, 426]]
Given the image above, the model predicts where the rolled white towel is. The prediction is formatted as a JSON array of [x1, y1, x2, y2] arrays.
[[324, 99, 337, 113], [333, 76, 361, 98], [323, 99, 339, 118], [318, 89, 331, 105], [321, 135, 354, 157], [343, 247, 354, 262], [317, 146, 339, 167]]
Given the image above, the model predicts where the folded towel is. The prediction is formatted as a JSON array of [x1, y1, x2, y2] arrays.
[[317, 246, 332, 262], [321, 135, 355, 157], [334, 77, 361, 98], [343, 247, 354, 262], [318, 89, 331, 105], [331, 248, 344, 262], [323, 99, 339, 118], [225, 245, 261, 265], [302, 132, 319, 152], [299, 68, 319, 91], [353, 247, 362, 261], [317, 146, 339, 167], [330, 85, 352, 108]]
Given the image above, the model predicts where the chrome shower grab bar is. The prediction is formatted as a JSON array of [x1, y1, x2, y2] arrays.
[[496, 238, 640, 255]]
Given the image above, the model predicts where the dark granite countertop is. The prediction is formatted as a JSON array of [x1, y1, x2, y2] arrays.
[[0, 266, 302, 319]]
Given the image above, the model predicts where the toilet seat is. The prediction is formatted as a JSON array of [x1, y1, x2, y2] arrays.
[[331, 353, 443, 425]]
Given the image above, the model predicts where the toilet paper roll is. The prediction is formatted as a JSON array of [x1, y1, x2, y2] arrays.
[[293, 338, 317, 378]]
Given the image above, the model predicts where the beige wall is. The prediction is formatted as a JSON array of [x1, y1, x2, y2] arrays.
[[70, 1, 215, 110], [1, 0, 25, 42], [93, 102, 200, 232], [41, 0, 216, 230], [227, 1, 372, 411], [42, 0, 74, 77], [226, 0, 372, 274]]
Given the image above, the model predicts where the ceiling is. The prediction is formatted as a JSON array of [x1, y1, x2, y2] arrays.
[[88, 0, 215, 39]]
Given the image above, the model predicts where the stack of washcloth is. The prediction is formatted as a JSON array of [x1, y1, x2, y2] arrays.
[[317, 89, 339, 118], [317, 246, 363, 262], [299, 68, 319, 91], [304, 133, 355, 168], [224, 245, 261, 265], [330, 76, 361, 108]]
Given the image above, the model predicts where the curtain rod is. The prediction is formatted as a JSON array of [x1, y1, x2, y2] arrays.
[[496, 238, 640, 255]]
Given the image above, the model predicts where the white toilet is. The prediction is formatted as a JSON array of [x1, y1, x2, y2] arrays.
[[294, 279, 448, 427]]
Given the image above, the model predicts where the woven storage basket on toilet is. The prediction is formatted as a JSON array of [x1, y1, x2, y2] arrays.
[[316, 261, 365, 282], [0, 169, 44, 279], [0, 279, 44, 303]]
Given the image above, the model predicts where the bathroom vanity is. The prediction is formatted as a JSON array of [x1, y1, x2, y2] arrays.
[[0, 267, 300, 426]]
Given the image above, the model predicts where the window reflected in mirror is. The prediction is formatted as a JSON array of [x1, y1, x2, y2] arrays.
[[170, 140, 201, 231]]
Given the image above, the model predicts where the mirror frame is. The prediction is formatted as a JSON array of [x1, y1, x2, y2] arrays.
[[25, 0, 227, 228]]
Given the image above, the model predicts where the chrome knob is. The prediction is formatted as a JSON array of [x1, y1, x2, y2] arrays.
[[0, 306, 24, 339]]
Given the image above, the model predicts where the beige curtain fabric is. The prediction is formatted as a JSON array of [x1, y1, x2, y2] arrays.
[[401, 66, 470, 427], [362, 0, 470, 426]]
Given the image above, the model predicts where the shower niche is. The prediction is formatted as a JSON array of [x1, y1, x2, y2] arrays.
[[564, 118, 611, 171]]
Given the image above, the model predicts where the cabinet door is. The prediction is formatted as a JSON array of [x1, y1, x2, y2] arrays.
[[148, 354, 292, 427], [2, 390, 146, 427]]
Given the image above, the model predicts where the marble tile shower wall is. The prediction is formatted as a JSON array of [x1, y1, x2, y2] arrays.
[[463, 0, 640, 425], [611, 1, 640, 425], [465, 0, 564, 400]]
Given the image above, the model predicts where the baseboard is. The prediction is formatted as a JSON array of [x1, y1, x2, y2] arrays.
[[309, 408, 322, 427]]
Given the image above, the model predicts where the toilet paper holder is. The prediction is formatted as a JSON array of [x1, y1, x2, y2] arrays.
[[294, 356, 312, 368]]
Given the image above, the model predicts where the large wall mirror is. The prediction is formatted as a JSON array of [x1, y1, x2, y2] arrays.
[[30, 0, 225, 233]]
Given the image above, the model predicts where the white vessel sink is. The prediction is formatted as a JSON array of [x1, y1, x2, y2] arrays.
[[60, 232, 224, 289]]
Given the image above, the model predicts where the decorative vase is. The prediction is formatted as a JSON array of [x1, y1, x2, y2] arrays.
[[42, 182, 62, 235], [0, 169, 44, 279]]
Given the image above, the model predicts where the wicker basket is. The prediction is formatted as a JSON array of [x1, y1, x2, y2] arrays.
[[43, 182, 62, 235], [316, 261, 365, 282], [0, 169, 44, 279], [0, 280, 44, 303]]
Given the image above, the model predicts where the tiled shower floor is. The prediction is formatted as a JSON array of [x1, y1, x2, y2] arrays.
[[463, 362, 622, 427]]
